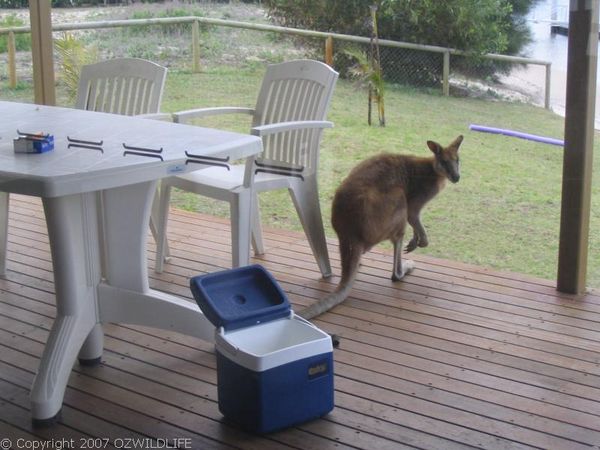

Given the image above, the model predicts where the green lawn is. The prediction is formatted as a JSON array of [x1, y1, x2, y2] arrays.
[[2, 65, 598, 288], [160, 67, 599, 288]]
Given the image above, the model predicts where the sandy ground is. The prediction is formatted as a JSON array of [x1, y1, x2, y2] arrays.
[[0, 3, 267, 81]]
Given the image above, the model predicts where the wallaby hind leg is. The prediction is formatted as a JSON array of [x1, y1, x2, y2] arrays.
[[392, 239, 415, 281]]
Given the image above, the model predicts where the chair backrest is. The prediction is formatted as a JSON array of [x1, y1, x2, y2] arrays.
[[253, 59, 338, 175], [75, 58, 167, 115]]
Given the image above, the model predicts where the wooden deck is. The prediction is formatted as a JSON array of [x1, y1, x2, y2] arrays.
[[2, 195, 600, 449]]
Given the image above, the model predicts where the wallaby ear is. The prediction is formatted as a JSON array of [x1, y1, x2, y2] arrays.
[[427, 140, 442, 155], [451, 135, 464, 150]]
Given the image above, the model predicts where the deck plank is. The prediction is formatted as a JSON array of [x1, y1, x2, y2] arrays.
[[1, 195, 599, 449]]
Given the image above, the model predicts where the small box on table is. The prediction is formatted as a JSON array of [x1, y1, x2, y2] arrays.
[[13, 133, 54, 154], [190, 264, 334, 434]]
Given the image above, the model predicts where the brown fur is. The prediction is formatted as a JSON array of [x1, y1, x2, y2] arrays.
[[299, 135, 463, 320]]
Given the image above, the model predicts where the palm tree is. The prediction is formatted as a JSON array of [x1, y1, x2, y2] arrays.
[[54, 33, 98, 101], [369, 4, 385, 126], [344, 4, 385, 126]]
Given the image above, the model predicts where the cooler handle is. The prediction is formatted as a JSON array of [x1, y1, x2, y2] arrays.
[[292, 311, 341, 348], [290, 311, 320, 330], [217, 327, 239, 356]]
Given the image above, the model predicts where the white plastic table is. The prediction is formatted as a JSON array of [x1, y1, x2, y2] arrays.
[[0, 101, 262, 424]]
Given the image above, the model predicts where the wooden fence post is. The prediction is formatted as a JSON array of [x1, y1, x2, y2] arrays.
[[192, 19, 201, 73], [8, 31, 17, 88], [544, 63, 552, 110], [325, 35, 333, 66], [443, 50, 450, 96]]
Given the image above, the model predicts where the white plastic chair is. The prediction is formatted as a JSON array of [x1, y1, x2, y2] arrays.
[[77, 58, 169, 265], [154, 59, 338, 278], [75, 57, 167, 115], [0, 58, 167, 277]]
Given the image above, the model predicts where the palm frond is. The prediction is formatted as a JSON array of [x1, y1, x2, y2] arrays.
[[55, 33, 98, 101]]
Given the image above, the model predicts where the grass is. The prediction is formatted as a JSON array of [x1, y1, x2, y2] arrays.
[[157, 67, 599, 288], [1, 2, 598, 289]]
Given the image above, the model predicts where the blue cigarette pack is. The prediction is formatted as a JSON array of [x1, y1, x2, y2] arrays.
[[14, 134, 54, 153]]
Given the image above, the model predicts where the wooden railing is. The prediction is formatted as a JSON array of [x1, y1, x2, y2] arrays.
[[0, 16, 552, 108]]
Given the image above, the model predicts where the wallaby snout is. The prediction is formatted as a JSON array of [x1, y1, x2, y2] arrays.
[[450, 171, 460, 184]]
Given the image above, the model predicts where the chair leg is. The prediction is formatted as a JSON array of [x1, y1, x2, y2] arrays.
[[289, 176, 332, 278], [229, 191, 252, 268], [0, 192, 8, 276], [154, 183, 172, 273], [251, 193, 265, 255], [150, 185, 170, 258]]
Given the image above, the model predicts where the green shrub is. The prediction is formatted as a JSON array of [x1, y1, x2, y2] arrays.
[[126, 41, 157, 60], [128, 10, 156, 35], [0, 0, 28, 7], [1, 0, 125, 6], [263, 0, 538, 83], [128, 8, 208, 37], [0, 14, 31, 53]]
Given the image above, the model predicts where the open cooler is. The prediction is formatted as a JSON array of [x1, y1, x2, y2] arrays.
[[190, 264, 334, 434]]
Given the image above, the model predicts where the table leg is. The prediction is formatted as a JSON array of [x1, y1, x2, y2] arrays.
[[101, 181, 154, 292], [31, 193, 102, 424], [0, 192, 8, 276], [98, 181, 214, 342], [77, 324, 104, 365]]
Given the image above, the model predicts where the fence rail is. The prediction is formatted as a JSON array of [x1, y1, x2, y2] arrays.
[[0, 15, 552, 108]]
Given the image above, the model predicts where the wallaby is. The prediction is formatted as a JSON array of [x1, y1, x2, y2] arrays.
[[299, 135, 463, 320]]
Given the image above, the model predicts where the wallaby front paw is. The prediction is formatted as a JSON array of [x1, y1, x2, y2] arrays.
[[405, 237, 419, 253]]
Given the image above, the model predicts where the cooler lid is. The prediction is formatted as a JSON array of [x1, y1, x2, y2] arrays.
[[190, 264, 291, 331]]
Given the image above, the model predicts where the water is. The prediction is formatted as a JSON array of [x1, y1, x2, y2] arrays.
[[526, 0, 569, 69], [522, 0, 600, 127]]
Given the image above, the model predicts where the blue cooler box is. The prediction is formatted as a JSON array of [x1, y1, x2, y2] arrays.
[[190, 265, 334, 434]]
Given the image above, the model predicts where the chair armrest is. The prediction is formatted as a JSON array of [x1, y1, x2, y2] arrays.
[[251, 120, 334, 137], [136, 112, 173, 121], [173, 107, 255, 123]]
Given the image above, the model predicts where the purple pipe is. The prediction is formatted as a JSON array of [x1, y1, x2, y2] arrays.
[[469, 124, 564, 147]]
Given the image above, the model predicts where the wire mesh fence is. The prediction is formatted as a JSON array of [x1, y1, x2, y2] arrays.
[[331, 38, 548, 107], [333, 40, 444, 89], [0, 14, 551, 109]]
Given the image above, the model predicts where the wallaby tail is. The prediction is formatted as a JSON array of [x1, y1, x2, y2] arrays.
[[298, 239, 363, 320], [298, 281, 356, 320]]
